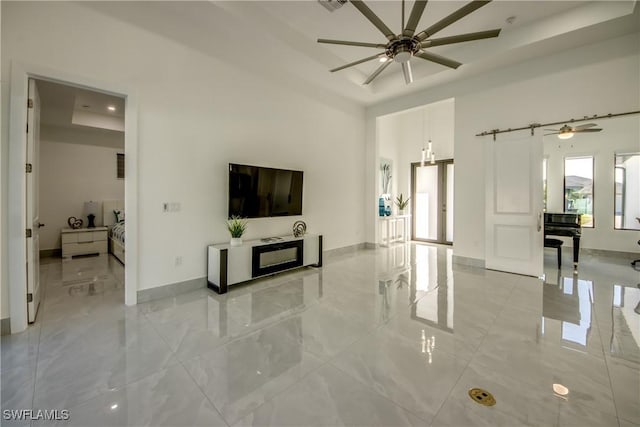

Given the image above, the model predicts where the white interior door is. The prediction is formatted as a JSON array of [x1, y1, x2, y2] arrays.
[[485, 133, 543, 277], [26, 78, 41, 323]]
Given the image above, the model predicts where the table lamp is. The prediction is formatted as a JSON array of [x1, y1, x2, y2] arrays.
[[84, 201, 99, 228]]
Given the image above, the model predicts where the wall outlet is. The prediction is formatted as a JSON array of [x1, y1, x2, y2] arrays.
[[175, 256, 182, 266]]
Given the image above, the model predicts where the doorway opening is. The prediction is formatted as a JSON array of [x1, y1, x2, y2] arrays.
[[8, 62, 138, 334], [411, 159, 454, 245], [375, 98, 455, 247], [27, 78, 127, 324]]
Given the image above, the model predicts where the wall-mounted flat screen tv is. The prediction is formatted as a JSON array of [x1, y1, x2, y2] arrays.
[[228, 163, 303, 218]]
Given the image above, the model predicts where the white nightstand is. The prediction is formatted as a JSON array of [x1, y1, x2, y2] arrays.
[[61, 227, 108, 259]]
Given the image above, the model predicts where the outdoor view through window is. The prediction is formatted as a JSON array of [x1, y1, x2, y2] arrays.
[[564, 157, 594, 227]]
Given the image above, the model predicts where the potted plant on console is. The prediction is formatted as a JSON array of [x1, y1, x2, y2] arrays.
[[395, 193, 410, 215], [227, 216, 248, 246]]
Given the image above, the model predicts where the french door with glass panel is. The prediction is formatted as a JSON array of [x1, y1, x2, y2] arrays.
[[411, 160, 454, 244]]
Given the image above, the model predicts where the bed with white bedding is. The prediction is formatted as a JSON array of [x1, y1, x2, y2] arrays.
[[103, 200, 125, 265]]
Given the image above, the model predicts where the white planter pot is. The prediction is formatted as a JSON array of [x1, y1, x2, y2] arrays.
[[398, 209, 405, 216], [230, 237, 243, 246]]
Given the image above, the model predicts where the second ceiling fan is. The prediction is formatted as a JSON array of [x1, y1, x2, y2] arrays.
[[318, 0, 501, 85]]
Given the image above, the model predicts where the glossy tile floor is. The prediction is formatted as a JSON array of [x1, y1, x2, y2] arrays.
[[2, 245, 639, 427]]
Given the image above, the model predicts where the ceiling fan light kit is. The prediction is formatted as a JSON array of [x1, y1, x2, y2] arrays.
[[318, 0, 501, 85], [557, 131, 575, 140]]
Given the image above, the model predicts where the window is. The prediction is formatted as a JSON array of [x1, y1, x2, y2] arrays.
[[564, 156, 593, 227], [614, 153, 640, 230], [117, 153, 125, 179]]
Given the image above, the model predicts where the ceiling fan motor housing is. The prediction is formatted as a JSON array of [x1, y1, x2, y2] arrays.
[[387, 38, 421, 63]]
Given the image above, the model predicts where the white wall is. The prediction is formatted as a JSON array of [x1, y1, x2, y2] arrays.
[[39, 137, 125, 250], [366, 32, 640, 259], [1, 0, 366, 319]]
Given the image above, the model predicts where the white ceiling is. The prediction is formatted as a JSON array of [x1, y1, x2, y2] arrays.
[[83, 1, 639, 105], [37, 79, 125, 148], [37, 79, 124, 129]]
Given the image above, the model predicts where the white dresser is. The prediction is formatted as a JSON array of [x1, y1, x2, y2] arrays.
[[61, 227, 108, 258]]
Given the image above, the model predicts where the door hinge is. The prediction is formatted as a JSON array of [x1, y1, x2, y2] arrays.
[[26, 163, 33, 173], [26, 123, 29, 133], [27, 99, 34, 109], [27, 293, 33, 303], [26, 228, 32, 238]]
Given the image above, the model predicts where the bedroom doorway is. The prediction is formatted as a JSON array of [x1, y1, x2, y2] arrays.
[[33, 78, 126, 322], [8, 63, 138, 333]]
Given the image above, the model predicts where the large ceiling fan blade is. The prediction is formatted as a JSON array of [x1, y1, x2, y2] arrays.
[[318, 39, 387, 49], [415, 51, 462, 69], [416, 0, 492, 41], [363, 60, 392, 85], [401, 62, 413, 84], [350, 0, 397, 42], [330, 54, 382, 72], [573, 123, 598, 130], [403, 0, 428, 37], [421, 29, 501, 48]]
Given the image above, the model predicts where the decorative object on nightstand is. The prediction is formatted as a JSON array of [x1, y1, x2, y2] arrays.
[[395, 193, 410, 215], [84, 201, 100, 228], [227, 216, 248, 246], [67, 216, 83, 229], [293, 220, 307, 237]]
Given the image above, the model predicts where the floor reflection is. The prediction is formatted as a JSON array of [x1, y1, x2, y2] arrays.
[[542, 272, 594, 349], [611, 285, 640, 363], [379, 244, 454, 333]]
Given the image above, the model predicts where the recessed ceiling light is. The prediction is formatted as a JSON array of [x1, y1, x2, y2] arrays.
[[107, 105, 116, 112], [553, 383, 569, 396]]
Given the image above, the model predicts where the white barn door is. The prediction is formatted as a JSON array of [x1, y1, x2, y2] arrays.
[[485, 133, 543, 277]]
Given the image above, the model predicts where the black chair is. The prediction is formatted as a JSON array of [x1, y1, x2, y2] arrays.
[[545, 238, 563, 269]]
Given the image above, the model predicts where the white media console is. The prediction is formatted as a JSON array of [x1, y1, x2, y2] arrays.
[[207, 234, 322, 294]]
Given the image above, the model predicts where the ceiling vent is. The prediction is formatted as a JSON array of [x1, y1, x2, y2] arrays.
[[318, 0, 347, 12]]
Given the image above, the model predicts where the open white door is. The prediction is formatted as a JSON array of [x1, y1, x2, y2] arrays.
[[26, 78, 42, 323], [485, 133, 543, 277]]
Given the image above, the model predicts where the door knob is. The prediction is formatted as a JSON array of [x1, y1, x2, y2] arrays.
[[37, 223, 45, 228]]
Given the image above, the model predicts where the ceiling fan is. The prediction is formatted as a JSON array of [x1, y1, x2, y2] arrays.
[[318, 0, 501, 85], [544, 123, 602, 139]]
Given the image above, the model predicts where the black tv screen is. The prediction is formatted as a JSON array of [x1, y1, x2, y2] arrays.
[[228, 164, 303, 218]]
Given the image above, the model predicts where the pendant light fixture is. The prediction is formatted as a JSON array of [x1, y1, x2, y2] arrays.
[[420, 107, 437, 166]]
